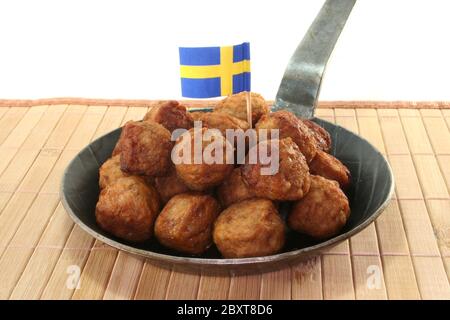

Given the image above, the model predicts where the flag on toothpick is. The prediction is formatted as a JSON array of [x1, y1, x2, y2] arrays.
[[179, 42, 251, 98]]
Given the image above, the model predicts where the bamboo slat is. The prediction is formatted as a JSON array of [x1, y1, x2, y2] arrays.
[[291, 256, 323, 300], [413, 155, 449, 199], [134, 263, 171, 300], [400, 116, 434, 155], [412, 257, 450, 299], [0, 106, 89, 299], [260, 269, 291, 300], [322, 255, 355, 300], [197, 271, 231, 300], [165, 268, 201, 300], [398, 200, 440, 256], [425, 200, 450, 257], [437, 155, 450, 192], [388, 155, 423, 199], [69, 106, 128, 300], [0, 108, 29, 145], [381, 255, 420, 300], [377, 110, 410, 155], [228, 272, 262, 300], [103, 253, 144, 300], [421, 116, 450, 155]]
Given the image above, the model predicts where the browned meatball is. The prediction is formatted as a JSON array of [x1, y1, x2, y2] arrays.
[[189, 111, 204, 122], [309, 150, 351, 190], [120, 121, 173, 177], [288, 175, 350, 239], [95, 176, 161, 242], [143, 100, 193, 133], [256, 110, 317, 162], [194, 112, 250, 136], [213, 199, 285, 258], [173, 127, 234, 191], [99, 155, 129, 189], [241, 138, 311, 201], [301, 119, 332, 153], [111, 120, 134, 156], [154, 193, 220, 255], [195, 112, 251, 162], [99, 154, 155, 189], [217, 167, 254, 207], [154, 165, 190, 203], [214, 92, 269, 125]]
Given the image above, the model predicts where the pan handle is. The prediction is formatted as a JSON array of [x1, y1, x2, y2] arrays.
[[274, 0, 356, 118]]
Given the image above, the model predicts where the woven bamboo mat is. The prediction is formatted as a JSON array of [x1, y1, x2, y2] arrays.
[[0, 100, 449, 300]]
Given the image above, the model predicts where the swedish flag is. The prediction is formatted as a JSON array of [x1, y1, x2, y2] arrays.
[[179, 42, 251, 98]]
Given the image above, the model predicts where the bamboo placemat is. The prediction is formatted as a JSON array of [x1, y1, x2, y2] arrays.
[[0, 100, 449, 300]]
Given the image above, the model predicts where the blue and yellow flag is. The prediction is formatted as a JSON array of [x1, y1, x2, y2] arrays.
[[179, 42, 250, 98]]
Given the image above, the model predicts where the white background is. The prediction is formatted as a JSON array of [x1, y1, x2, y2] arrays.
[[0, 0, 449, 101]]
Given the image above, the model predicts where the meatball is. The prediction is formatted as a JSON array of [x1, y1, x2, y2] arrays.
[[309, 150, 351, 190], [255, 110, 317, 162], [195, 112, 251, 161], [143, 100, 193, 133], [194, 112, 250, 136], [241, 138, 311, 201], [173, 127, 234, 191], [214, 92, 269, 125], [189, 111, 204, 122], [99, 155, 129, 189], [154, 165, 190, 203], [217, 167, 254, 207], [288, 175, 350, 239], [120, 120, 173, 176], [154, 193, 220, 255], [213, 199, 285, 258], [111, 120, 134, 156], [95, 176, 161, 242], [301, 119, 332, 153]]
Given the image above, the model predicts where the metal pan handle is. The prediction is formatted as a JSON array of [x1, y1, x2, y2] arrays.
[[274, 0, 356, 118]]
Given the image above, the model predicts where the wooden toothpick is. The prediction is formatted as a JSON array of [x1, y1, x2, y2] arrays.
[[246, 91, 252, 129]]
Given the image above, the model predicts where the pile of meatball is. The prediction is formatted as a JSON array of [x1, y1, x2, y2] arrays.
[[95, 92, 351, 258]]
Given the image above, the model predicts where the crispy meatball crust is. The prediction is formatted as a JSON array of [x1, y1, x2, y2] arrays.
[[154, 165, 190, 203], [309, 150, 351, 190], [241, 138, 311, 201], [143, 100, 193, 133], [99, 155, 129, 189], [217, 167, 254, 207], [256, 110, 317, 162], [288, 175, 350, 239], [154, 193, 220, 255], [95, 176, 161, 242], [301, 119, 332, 153], [213, 199, 285, 258], [119, 121, 173, 177], [174, 127, 234, 191], [214, 92, 269, 125]]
